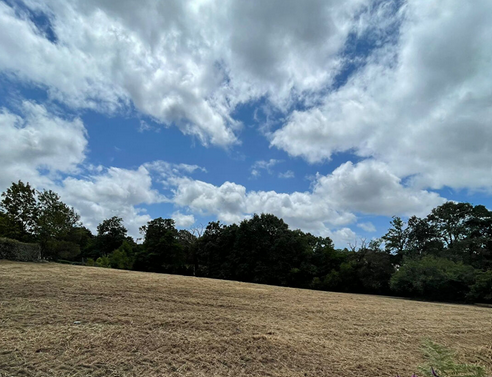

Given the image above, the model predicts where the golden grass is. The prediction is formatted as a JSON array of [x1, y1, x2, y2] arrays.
[[0, 260, 491, 377]]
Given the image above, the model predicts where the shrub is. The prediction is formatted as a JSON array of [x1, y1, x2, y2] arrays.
[[467, 270, 492, 303], [109, 241, 134, 269], [0, 237, 41, 261], [390, 256, 476, 301], [44, 240, 80, 261], [95, 256, 111, 268]]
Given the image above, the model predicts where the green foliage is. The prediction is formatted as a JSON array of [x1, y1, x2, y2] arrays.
[[95, 216, 127, 257], [427, 202, 473, 250], [406, 215, 443, 258], [37, 190, 80, 240], [95, 256, 111, 268], [230, 214, 313, 285], [43, 240, 80, 260], [467, 270, 492, 303], [37, 190, 81, 259], [109, 240, 134, 269], [0, 181, 82, 259], [382, 216, 409, 258], [66, 226, 94, 260], [390, 256, 477, 301], [177, 229, 199, 275], [2, 181, 492, 304], [0, 181, 38, 241], [418, 340, 486, 377], [86, 258, 95, 266], [135, 218, 184, 273], [0, 237, 41, 261]]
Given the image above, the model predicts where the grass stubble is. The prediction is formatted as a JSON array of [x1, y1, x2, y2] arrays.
[[0, 260, 491, 377]]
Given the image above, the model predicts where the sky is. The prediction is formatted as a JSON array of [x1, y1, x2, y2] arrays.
[[1, 0, 492, 247]]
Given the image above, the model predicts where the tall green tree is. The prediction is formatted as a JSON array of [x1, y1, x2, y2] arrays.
[[36, 189, 81, 259], [135, 218, 184, 272], [177, 229, 198, 275], [406, 215, 443, 257], [427, 202, 473, 249], [197, 221, 236, 279], [95, 216, 127, 257], [0, 181, 83, 259], [382, 216, 409, 259], [0, 181, 38, 241], [37, 190, 80, 240], [232, 214, 305, 285], [462, 205, 492, 269]]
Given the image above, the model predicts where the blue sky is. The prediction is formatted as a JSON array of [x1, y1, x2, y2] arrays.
[[1, 0, 491, 247]]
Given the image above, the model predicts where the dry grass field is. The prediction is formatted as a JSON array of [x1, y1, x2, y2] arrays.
[[0, 261, 491, 377]]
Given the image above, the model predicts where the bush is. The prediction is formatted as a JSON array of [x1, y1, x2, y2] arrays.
[[109, 241, 134, 269], [467, 270, 492, 303], [0, 237, 41, 261], [43, 240, 80, 261], [86, 258, 95, 266], [95, 256, 111, 268], [390, 256, 477, 301]]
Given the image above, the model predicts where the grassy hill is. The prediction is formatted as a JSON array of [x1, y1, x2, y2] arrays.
[[1, 261, 491, 376]]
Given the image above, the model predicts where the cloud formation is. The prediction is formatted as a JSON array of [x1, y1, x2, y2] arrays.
[[61, 166, 164, 235], [0, 0, 368, 146], [169, 159, 444, 238], [2, 0, 490, 246], [271, 1, 492, 191], [250, 159, 282, 178], [172, 211, 196, 228], [0, 102, 164, 237], [0, 101, 87, 189]]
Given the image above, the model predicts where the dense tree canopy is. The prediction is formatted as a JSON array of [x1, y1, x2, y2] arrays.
[[1, 181, 492, 303], [135, 217, 184, 272], [1, 181, 81, 258], [95, 216, 128, 257], [1, 181, 38, 241]]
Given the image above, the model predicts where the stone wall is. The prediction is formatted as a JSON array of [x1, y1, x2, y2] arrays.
[[0, 237, 41, 262]]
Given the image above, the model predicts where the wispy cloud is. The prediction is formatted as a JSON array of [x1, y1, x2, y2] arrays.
[[250, 159, 282, 178], [357, 222, 376, 233], [279, 170, 295, 179]]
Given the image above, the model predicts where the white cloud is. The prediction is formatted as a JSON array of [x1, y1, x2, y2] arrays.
[[169, 160, 445, 240], [250, 159, 281, 178], [0, 101, 87, 190], [170, 175, 355, 234], [313, 160, 445, 217], [0, 101, 165, 238], [357, 222, 376, 233], [279, 170, 295, 179], [172, 178, 247, 224], [331, 228, 358, 248], [2, 0, 487, 246], [61, 166, 165, 237], [144, 161, 206, 190], [271, 1, 492, 191], [138, 120, 160, 133], [172, 211, 195, 228], [0, 0, 369, 147]]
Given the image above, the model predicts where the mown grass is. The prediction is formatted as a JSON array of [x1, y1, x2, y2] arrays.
[[0, 260, 491, 376]]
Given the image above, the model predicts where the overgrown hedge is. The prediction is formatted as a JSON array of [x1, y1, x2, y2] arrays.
[[0, 237, 41, 262]]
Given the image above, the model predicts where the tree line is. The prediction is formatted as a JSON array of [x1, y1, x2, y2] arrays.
[[1, 180, 491, 303]]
